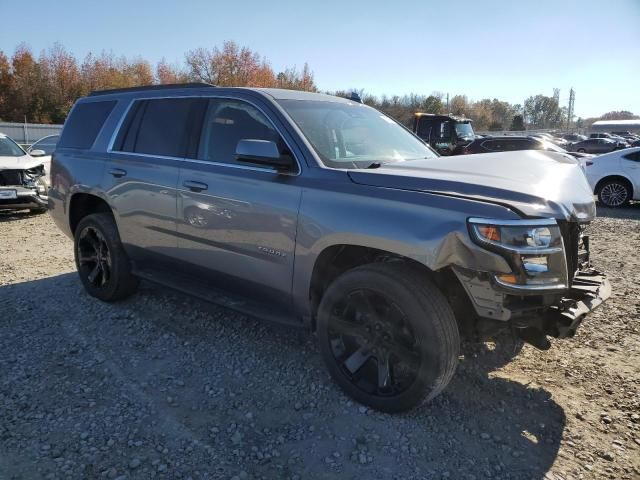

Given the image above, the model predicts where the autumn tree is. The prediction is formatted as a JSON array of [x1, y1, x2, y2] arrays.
[[155, 58, 190, 84]]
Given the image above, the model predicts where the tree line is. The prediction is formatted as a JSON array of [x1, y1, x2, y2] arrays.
[[0, 42, 636, 131], [0, 42, 316, 124]]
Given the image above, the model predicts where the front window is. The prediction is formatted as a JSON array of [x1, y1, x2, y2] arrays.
[[278, 99, 437, 168], [454, 122, 474, 140], [0, 135, 26, 157]]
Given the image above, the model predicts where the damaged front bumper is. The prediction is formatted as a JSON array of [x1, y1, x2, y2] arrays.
[[544, 269, 610, 339], [0, 186, 48, 210], [454, 266, 611, 349]]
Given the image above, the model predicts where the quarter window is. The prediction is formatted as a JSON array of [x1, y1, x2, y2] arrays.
[[58, 101, 116, 149], [623, 151, 640, 161], [197, 99, 280, 165]]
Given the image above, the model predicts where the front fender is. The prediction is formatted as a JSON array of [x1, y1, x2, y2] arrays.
[[291, 185, 517, 318]]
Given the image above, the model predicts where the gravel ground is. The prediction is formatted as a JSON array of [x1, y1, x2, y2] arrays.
[[0, 206, 638, 480]]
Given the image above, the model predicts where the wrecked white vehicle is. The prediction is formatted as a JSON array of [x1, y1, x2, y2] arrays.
[[0, 134, 49, 213]]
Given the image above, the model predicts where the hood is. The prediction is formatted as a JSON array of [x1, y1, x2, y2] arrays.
[[0, 154, 45, 171], [348, 150, 596, 221]]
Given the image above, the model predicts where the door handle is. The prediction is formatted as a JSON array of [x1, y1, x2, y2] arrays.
[[183, 180, 208, 192], [108, 168, 127, 178]]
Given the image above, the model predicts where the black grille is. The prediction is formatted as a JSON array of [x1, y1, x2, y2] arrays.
[[0, 170, 23, 186], [559, 221, 581, 284]]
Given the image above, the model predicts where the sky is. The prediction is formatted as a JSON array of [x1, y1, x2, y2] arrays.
[[0, 0, 638, 118]]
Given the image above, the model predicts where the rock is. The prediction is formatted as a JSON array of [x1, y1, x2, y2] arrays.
[[231, 431, 243, 445], [129, 458, 141, 469], [480, 433, 491, 440], [599, 451, 614, 461]]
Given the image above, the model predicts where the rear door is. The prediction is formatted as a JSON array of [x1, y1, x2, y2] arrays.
[[175, 96, 302, 303], [104, 97, 205, 264], [621, 150, 640, 197]]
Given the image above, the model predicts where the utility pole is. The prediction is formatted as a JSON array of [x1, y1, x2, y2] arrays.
[[567, 88, 575, 130], [446, 93, 449, 112]]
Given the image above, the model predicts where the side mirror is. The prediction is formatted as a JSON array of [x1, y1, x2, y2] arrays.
[[30, 149, 46, 157], [235, 139, 294, 172]]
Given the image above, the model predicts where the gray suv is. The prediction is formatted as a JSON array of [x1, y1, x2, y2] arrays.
[[49, 84, 610, 412]]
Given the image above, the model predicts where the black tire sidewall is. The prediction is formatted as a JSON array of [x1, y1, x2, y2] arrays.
[[317, 264, 458, 413], [73, 213, 136, 301]]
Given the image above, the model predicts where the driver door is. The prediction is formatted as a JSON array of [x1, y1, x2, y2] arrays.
[[176, 97, 302, 303]]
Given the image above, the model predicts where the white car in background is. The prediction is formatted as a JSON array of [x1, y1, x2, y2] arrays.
[[0, 134, 50, 213], [584, 147, 640, 208], [27, 134, 60, 181]]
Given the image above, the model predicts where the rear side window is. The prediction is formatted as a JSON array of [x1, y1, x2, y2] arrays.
[[58, 101, 116, 149], [481, 140, 501, 151], [114, 98, 204, 157]]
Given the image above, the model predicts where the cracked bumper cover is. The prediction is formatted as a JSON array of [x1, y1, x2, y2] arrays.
[[453, 267, 610, 339]]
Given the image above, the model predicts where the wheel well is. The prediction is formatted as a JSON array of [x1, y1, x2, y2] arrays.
[[69, 193, 112, 234], [595, 175, 633, 197], [308, 245, 473, 332]]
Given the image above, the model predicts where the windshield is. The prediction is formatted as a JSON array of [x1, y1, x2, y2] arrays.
[[0, 135, 26, 157], [454, 122, 474, 140], [277, 99, 438, 168]]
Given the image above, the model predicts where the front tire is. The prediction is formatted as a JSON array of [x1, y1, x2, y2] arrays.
[[597, 179, 631, 208], [74, 213, 139, 301], [317, 263, 459, 413]]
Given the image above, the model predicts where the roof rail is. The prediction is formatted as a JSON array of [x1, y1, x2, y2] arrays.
[[89, 82, 215, 97]]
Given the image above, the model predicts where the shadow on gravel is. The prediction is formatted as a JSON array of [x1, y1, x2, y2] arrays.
[[0, 209, 45, 223], [596, 202, 640, 220], [1, 274, 565, 479]]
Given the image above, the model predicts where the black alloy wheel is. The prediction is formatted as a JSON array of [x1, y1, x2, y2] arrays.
[[77, 226, 112, 288], [73, 213, 139, 301], [317, 263, 459, 412], [327, 289, 421, 398]]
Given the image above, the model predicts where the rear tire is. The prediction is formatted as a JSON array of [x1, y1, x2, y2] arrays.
[[74, 213, 139, 301], [577, 148, 586, 153], [597, 179, 631, 208], [317, 263, 459, 413]]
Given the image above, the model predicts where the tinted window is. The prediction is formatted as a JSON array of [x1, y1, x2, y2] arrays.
[[58, 101, 116, 149], [623, 151, 640, 161], [117, 98, 203, 157], [197, 99, 280, 165], [481, 140, 504, 151], [502, 139, 530, 150]]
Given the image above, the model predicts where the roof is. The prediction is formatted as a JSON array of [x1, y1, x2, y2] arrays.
[[89, 82, 215, 96], [87, 83, 353, 104], [591, 119, 640, 127]]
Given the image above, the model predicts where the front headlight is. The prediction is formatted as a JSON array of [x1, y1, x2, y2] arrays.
[[468, 218, 568, 290]]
